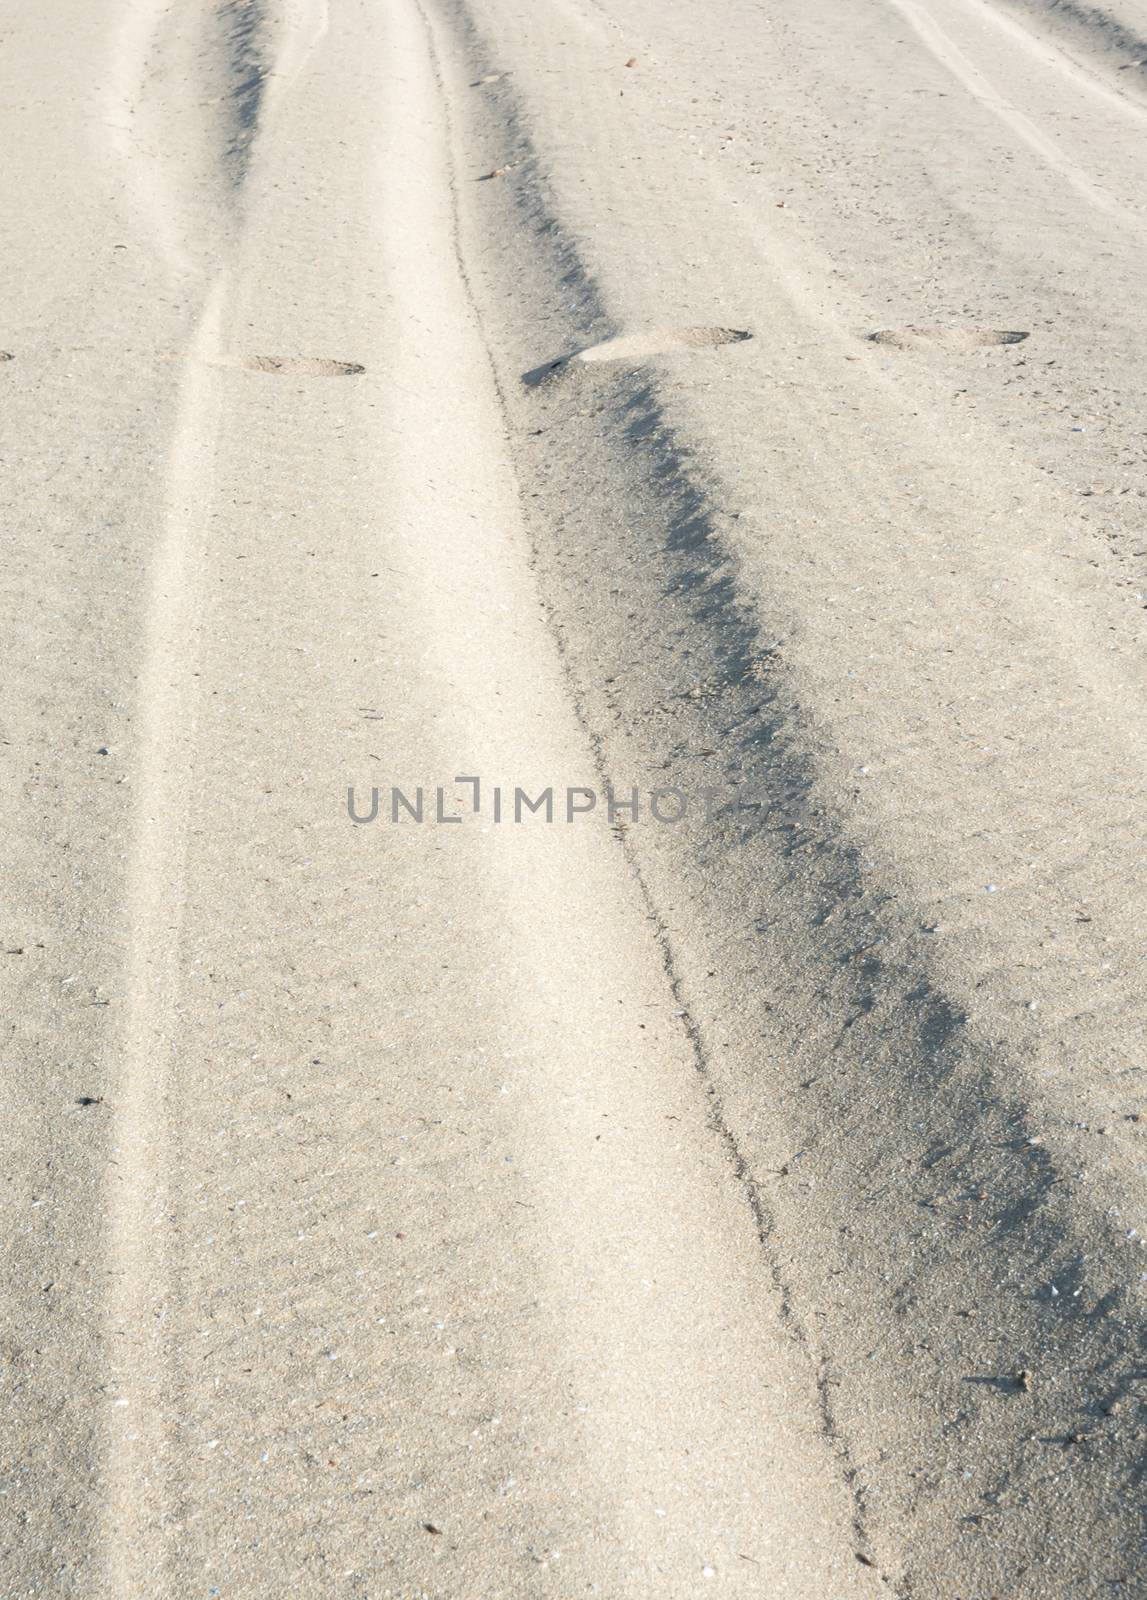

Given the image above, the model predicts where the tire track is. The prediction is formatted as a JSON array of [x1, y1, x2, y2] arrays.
[[889, 0, 1147, 230], [101, 2, 327, 1587], [427, 0, 1147, 1588], [968, 0, 1147, 122]]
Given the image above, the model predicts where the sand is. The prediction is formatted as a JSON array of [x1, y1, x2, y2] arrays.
[[2, 0, 1145, 1593]]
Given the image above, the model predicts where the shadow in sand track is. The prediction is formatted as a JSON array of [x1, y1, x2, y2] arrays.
[[218, 0, 273, 185]]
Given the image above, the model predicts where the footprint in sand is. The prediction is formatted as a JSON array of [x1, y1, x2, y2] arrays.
[[866, 327, 1029, 351], [237, 355, 366, 376], [523, 326, 751, 387]]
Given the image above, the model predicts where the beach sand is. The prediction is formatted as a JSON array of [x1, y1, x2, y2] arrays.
[[3, 0, 1146, 1592]]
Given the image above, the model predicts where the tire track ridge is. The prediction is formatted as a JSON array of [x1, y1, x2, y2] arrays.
[[105, 271, 227, 1599], [411, 0, 889, 1579]]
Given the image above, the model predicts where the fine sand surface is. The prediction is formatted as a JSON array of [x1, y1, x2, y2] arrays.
[[2, 0, 1146, 1594]]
